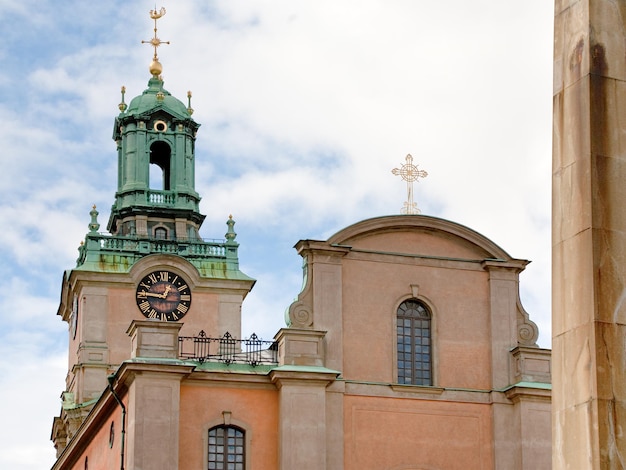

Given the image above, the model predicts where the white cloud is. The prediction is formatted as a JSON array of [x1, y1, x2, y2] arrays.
[[1, 1, 555, 467]]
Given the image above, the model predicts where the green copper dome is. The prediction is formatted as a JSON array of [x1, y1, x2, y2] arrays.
[[125, 77, 191, 120]]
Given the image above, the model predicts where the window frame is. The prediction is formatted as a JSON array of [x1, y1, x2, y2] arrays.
[[203, 415, 251, 470], [207, 425, 246, 470], [154, 226, 168, 240], [395, 298, 434, 386]]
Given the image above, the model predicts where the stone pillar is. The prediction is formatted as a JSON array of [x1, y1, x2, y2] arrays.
[[76, 286, 110, 402], [123, 320, 190, 470], [123, 365, 189, 470], [553, 1, 626, 467], [127, 319, 182, 359], [270, 369, 337, 470], [274, 328, 327, 367], [482, 260, 530, 389], [288, 241, 349, 373]]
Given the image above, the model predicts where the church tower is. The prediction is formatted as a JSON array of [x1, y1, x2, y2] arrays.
[[51, 8, 255, 451], [50, 8, 553, 470]]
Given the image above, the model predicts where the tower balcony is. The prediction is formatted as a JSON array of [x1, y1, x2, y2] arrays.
[[81, 207, 252, 280], [147, 189, 177, 206], [113, 188, 201, 212], [91, 233, 228, 257], [75, 232, 247, 279]]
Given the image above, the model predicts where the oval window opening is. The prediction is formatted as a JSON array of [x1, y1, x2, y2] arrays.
[[154, 120, 167, 132]]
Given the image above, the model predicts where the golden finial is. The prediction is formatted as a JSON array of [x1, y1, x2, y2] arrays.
[[187, 91, 194, 115], [141, 7, 170, 77], [392, 154, 428, 214], [118, 86, 127, 112]]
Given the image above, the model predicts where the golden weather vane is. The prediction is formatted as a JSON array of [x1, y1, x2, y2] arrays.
[[392, 154, 428, 214], [142, 7, 170, 77]]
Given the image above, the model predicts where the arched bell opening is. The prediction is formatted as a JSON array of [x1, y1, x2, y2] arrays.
[[149, 141, 171, 190]]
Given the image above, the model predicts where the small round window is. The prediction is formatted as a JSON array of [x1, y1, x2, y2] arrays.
[[153, 120, 168, 132]]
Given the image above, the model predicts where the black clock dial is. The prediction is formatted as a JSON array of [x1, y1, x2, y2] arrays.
[[135, 270, 192, 321]]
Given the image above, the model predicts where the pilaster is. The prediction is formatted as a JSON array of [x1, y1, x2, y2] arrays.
[[270, 368, 338, 470], [274, 328, 327, 367], [481, 260, 531, 389], [553, 0, 626, 467], [288, 241, 349, 373], [122, 321, 192, 470]]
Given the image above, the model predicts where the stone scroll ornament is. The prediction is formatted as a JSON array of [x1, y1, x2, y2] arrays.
[[288, 301, 314, 328], [516, 299, 539, 346]]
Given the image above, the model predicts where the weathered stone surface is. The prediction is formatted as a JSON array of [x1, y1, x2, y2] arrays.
[[553, 0, 626, 467]]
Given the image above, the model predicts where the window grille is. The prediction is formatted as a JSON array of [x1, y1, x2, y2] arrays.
[[397, 299, 432, 385], [208, 425, 245, 470]]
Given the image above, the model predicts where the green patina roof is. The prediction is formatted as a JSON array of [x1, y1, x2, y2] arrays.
[[504, 381, 552, 391], [270, 364, 341, 375], [124, 77, 191, 120], [74, 236, 254, 281], [74, 208, 254, 281], [125, 357, 341, 376]]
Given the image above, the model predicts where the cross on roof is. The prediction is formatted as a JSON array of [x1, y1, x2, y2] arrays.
[[392, 154, 428, 214], [142, 7, 170, 62]]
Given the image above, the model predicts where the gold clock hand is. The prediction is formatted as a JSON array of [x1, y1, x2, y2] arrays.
[[144, 292, 164, 298], [161, 285, 172, 298]]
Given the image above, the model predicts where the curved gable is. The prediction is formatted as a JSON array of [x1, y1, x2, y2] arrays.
[[327, 215, 514, 261]]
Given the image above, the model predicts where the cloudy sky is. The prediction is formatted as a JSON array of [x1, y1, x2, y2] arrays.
[[0, 1, 554, 468]]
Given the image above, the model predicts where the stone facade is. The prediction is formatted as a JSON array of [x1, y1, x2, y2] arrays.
[[50, 16, 551, 465], [553, 0, 626, 467], [51, 215, 551, 469]]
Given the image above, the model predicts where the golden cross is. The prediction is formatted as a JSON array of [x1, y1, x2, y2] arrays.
[[392, 154, 428, 214], [142, 7, 170, 62]]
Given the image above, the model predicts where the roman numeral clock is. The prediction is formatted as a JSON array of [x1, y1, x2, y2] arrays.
[[135, 270, 192, 321]]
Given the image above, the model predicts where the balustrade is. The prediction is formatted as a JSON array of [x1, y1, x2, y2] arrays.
[[147, 190, 176, 205], [178, 331, 278, 366], [86, 233, 228, 258]]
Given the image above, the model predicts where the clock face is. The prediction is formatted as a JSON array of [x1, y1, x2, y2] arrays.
[[135, 270, 192, 321]]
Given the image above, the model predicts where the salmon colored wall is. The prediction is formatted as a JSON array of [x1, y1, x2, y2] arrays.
[[67, 406, 123, 470], [344, 394, 494, 470], [345, 229, 492, 260], [341, 257, 492, 389], [178, 384, 279, 469]]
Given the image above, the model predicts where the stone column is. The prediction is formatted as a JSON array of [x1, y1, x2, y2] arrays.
[[127, 319, 182, 359], [75, 285, 110, 403], [270, 369, 337, 470], [122, 364, 192, 470], [123, 320, 191, 470], [553, 1, 626, 467], [481, 260, 530, 389], [288, 241, 349, 373]]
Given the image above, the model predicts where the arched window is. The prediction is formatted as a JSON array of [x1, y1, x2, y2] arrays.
[[154, 227, 168, 240], [397, 299, 432, 385], [208, 425, 245, 470], [149, 141, 171, 190]]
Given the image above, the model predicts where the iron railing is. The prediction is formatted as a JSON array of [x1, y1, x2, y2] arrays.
[[178, 331, 278, 366]]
